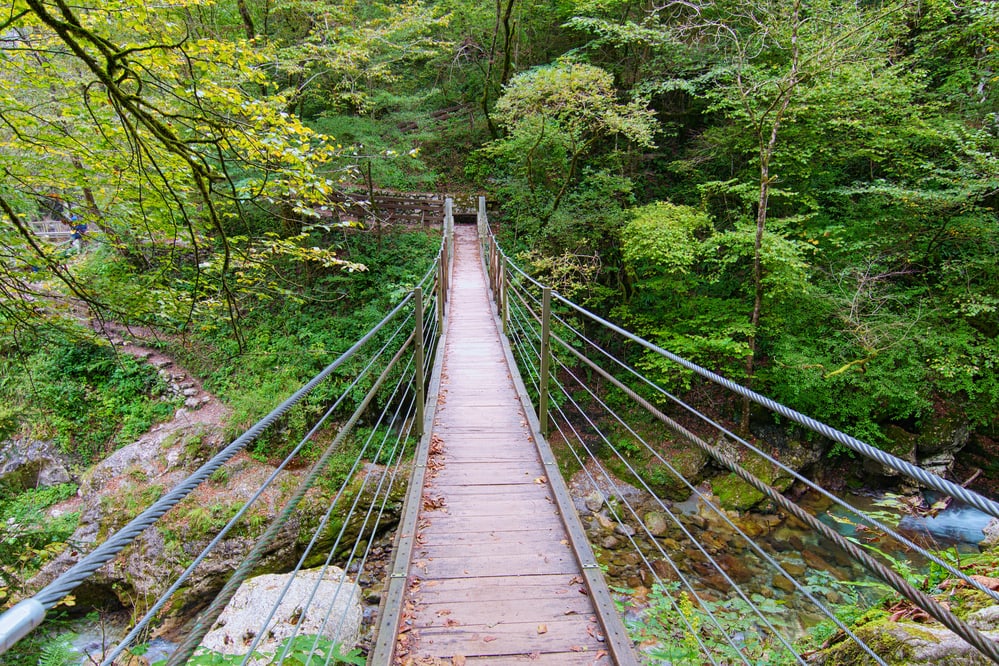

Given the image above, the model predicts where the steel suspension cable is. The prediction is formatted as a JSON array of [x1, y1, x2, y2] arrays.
[[543, 404, 725, 664], [491, 240, 999, 662], [166, 332, 416, 665], [551, 330, 999, 662], [552, 294, 999, 520], [253, 352, 420, 664], [548, 354, 877, 664], [100, 322, 406, 665], [549, 313, 999, 605], [0, 292, 416, 654]]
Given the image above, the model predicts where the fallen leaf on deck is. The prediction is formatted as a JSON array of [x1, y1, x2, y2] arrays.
[[483, 635, 497, 643], [537, 623, 548, 634]]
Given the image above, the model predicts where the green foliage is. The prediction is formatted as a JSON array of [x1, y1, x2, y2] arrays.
[[624, 581, 796, 664], [621, 202, 711, 277], [0, 332, 176, 464], [0, 483, 79, 601], [183, 228, 437, 460], [160, 635, 364, 666]]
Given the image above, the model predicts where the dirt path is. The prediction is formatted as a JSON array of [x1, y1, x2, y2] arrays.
[[90, 318, 231, 433]]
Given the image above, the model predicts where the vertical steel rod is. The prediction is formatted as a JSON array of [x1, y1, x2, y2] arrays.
[[538, 287, 552, 438], [414, 287, 425, 439]]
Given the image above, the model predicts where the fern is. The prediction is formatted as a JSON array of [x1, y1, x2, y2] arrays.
[[37, 636, 75, 666]]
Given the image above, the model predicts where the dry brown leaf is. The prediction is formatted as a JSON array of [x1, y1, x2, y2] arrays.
[[452, 656, 466, 666], [534, 476, 548, 484], [971, 575, 999, 591], [483, 635, 497, 643], [537, 623, 548, 634]]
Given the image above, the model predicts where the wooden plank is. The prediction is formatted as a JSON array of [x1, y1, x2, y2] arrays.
[[413, 552, 578, 578], [424, 498, 560, 517], [414, 530, 562, 549], [414, 597, 595, 626], [465, 653, 611, 665], [413, 574, 590, 600], [412, 620, 605, 657], [416, 514, 565, 533], [416, 539, 572, 560]]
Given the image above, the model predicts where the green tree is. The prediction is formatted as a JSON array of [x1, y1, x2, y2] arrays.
[[0, 0, 357, 347]]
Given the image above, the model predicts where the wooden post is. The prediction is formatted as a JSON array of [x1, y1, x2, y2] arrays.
[[538, 287, 552, 438], [478, 195, 487, 257], [444, 196, 453, 266], [500, 260, 508, 335], [436, 260, 445, 336], [414, 287, 425, 439], [489, 237, 496, 294]]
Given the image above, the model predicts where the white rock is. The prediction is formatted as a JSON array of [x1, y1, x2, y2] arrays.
[[981, 518, 999, 552], [199, 568, 362, 661]]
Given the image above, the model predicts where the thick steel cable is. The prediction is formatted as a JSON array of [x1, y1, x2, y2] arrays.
[[492, 234, 999, 519], [313, 410, 417, 666], [166, 333, 415, 666], [13, 292, 414, 619], [416, 241, 446, 291], [555, 332, 999, 662], [497, 254, 991, 661], [540, 327, 989, 660], [548, 367, 812, 665], [548, 311, 999, 605], [99, 325, 402, 665], [551, 293, 999, 520], [545, 405, 724, 665], [522, 305, 761, 663], [249, 351, 418, 663], [504, 283, 770, 662], [309, 417, 414, 666], [550, 354, 876, 664], [242, 353, 415, 662], [543, 388, 729, 666]]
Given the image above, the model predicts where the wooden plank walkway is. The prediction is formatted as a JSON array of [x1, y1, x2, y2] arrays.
[[389, 225, 620, 664]]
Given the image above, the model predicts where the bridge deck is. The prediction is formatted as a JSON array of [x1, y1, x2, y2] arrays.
[[397, 226, 612, 663]]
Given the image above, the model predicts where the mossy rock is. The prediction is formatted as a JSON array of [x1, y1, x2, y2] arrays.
[[817, 611, 999, 665], [646, 445, 709, 501], [709, 453, 791, 511]]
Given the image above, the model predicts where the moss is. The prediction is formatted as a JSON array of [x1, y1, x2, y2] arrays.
[[820, 616, 925, 665], [710, 453, 789, 511]]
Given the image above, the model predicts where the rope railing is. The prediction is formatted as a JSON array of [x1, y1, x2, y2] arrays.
[[0, 200, 455, 662], [482, 227, 999, 664]]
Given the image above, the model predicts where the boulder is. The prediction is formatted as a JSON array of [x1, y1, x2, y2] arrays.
[[198, 568, 362, 660], [815, 613, 999, 665], [980, 518, 999, 552], [864, 425, 918, 479], [643, 511, 671, 538], [0, 439, 73, 489]]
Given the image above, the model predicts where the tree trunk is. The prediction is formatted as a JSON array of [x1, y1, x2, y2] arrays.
[[236, 0, 256, 40]]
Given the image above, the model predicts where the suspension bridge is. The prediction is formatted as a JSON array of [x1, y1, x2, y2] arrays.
[[2, 198, 999, 664]]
